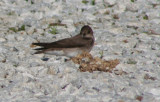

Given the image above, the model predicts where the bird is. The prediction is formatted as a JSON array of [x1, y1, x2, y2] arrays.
[[32, 25, 94, 57]]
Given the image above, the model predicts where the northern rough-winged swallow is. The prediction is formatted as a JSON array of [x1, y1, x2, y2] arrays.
[[32, 25, 94, 57]]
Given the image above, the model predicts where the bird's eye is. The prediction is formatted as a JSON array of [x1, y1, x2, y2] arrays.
[[82, 33, 86, 38], [88, 30, 91, 33]]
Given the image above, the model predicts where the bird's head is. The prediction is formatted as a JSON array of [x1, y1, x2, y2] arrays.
[[80, 25, 94, 39]]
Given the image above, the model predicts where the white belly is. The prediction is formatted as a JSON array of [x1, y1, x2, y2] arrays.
[[45, 50, 65, 56], [45, 49, 83, 57]]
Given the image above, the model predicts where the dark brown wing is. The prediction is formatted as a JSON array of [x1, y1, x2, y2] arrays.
[[32, 34, 93, 50]]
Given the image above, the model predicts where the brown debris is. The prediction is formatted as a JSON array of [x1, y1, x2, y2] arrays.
[[122, 39, 128, 43], [49, 23, 67, 27], [144, 74, 156, 81], [71, 52, 120, 72], [118, 100, 125, 102], [135, 95, 143, 101], [112, 14, 119, 19], [114, 70, 128, 75]]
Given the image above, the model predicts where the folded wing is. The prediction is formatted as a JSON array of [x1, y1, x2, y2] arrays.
[[32, 35, 92, 51]]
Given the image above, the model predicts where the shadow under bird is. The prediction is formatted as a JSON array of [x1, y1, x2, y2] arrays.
[[32, 25, 95, 57]]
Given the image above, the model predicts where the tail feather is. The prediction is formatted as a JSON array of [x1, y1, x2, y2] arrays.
[[32, 43, 48, 47], [34, 48, 46, 50], [32, 42, 55, 54], [32, 42, 48, 54]]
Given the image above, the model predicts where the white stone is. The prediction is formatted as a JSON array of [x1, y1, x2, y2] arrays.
[[104, 0, 116, 5], [114, 4, 126, 14], [5, 34, 15, 41], [16, 36, 24, 41], [150, 19, 160, 24], [0, 38, 6, 42], [26, 27, 35, 35]]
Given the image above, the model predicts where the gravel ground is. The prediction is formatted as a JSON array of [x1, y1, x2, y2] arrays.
[[0, 0, 160, 102]]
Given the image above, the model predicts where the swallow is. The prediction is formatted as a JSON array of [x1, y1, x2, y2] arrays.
[[32, 25, 94, 57]]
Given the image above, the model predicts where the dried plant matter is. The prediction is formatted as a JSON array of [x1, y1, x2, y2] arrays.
[[72, 52, 120, 72]]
